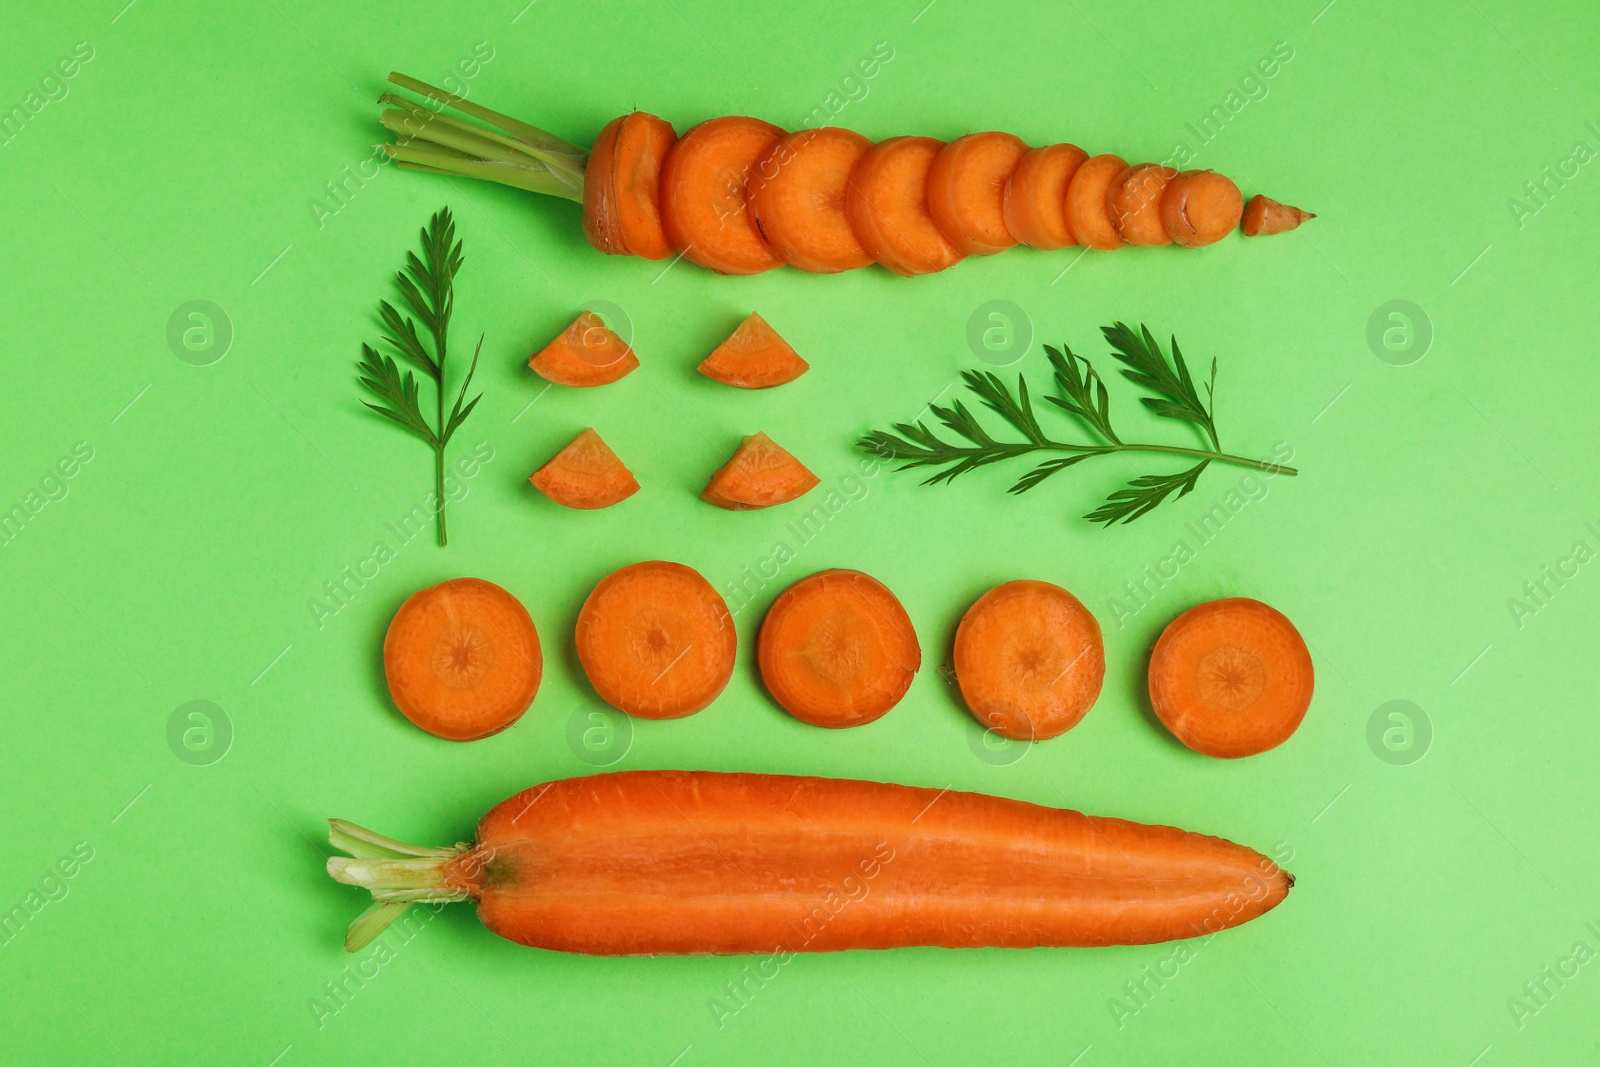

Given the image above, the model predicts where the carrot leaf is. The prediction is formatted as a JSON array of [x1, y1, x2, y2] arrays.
[[1101, 322, 1219, 450], [1086, 461, 1210, 526]]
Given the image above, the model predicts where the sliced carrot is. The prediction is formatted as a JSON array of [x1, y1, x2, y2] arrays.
[[698, 312, 809, 389], [1162, 170, 1244, 248], [954, 580, 1105, 742], [1242, 194, 1315, 237], [758, 569, 921, 728], [701, 432, 819, 510], [1064, 153, 1128, 251], [926, 132, 1030, 256], [659, 116, 785, 275], [529, 428, 639, 510], [583, 111, 677, 260], [575, 561, 736, 719], [1002, 143, 1088, 250], [748, 127, 874, 273], [1110, 163, 1177, 246], [844, 136, 966, 276], [582, 117, 627, 256], [1148, 598, 1313, 758], [383, 577, 543, 741], [528, 311, 639, 387]]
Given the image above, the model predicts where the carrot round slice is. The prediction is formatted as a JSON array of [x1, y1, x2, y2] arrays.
[[758, 569, 921, 728], [748, 127, 874, 273], [1065, 153, 1128, 251], [1162, 170, 1244, 248], [1110, 163, 1177, 246], [953, 580, 1105, 742], [659, 116, 785, 275], [582, 117, 628, 256], [576, 561, 736, 719], [1241, 194, 1314, 237], [844, 136, 966, 277], [926, 132, 1030, 256], [1002, 143, 1088, 250], [583, 111, 677, 260], [528, 311, 639, 387], [1148, 598, 1313, 758], [698, 312, 810, 389], [701, 432, 819, 510], [383, 578, 543, 741], [530, 428, 639, 510]]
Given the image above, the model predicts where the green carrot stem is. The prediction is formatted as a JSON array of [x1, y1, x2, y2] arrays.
[[386, 72, 586, 159], [383, 143, 583, 201]]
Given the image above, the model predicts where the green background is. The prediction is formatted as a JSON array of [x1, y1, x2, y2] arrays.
[[3, 0, 1597, 1062]]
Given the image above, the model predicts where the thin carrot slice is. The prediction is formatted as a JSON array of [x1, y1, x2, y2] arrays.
[[529, 428, 639, 510], [701, 432, 819, 510], [1064, 153, 1128, 251], [582, 117, 628, 255], [758, 569, 921, 728], [1148, 598, 1313, 758], [1162, 170, 1244, 247], [383, 577, 543, 741], [583, 111, 677, 260], [659, 116, 785, 275], [748, 127, 874, 273], [1242, 194, 1315, 237], [1110, 163, 1178, 246], [844, 136, 966, 276], [1002, 143, 1088, 250], [528, 311, 639, 387], [954, 580, 1105, 742], [926, 132, 1030, 256], [698, 312, 810, 389], [575, 561, 736, 719]]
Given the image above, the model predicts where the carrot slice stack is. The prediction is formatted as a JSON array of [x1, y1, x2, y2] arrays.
[[702, 432, 819, 509], [698, 312, 809, 389], [659, 116, 785, 275], [529, 311, 639, 387], [583, 111, 678, 260], [844, 136, 966, 276], [529, 428, 639, 509], [926, 132, 1030, 256], [1162, 171, 1244, 247], [1065, 153, 1129, 251], [748, 127, 874, 273], [1003, 143, 1088, 250]]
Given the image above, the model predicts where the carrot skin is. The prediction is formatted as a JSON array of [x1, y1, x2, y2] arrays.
[[1241, 194, 1314, 236], [582, 117, 629, 255]]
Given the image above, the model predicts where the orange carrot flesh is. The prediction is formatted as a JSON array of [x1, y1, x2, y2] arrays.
[[1162, 170, 1244, 248], [528, 311, 640, 387], [844, 136, 966, 276], [748, 127, 874, 273], [611, 111, 678, 260], [382, 578, 543, 741], [926, 131, 1030, 256], [697, 312, 810, 388], [701, 431, 819, 509], [1002, 143, 1088, 250], [582, 117, 628, 255], [1065, 153, 1129, 251], [529, 428, 639, 510], [1110, 163, 1178, 247], [575, 561, 736, 719], [954, 580, 1105, 742], [758, 570, 921, 728], [659, 116, 785, 275], [1148, 598, 1313, 758], [1242, 194, 1314, 236]]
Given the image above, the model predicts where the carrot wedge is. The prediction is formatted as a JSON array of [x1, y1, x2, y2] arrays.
[[1065, 153, 1128, 251], [1162, 170, 1244, 247], [583, 112, 677, 260], [926, 132, 1030, 256], [528, 311, 639, 387], [659, 116, 785, 275], [1110, 163, 1178, 246], [844, 136, 966, 276], [698, 312, 809, 389], [1242, 194, 1315, 236], [701, 432, 819, 509], [748, 127, 874, 273], [1003, 143, 1088, 250], [529, 428, 639, 510]]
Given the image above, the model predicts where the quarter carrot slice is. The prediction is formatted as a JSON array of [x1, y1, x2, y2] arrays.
[[697, 312, 809, 389], [1065, 153, 1128, 251], [1162, 170, 1244, 247], [583, 111, 678, 260], [1148, 598, 1313, 758], [748, 127, 874, 273], [528, 311, 639, 387], [1002, 143, 1088, 250], [926, 132, 1030, 256], [1242, 194, 1315, 237], [701, 432, 819, 510], [529, 428, 639, 510], [383, 578, 543, 741], [659, 116, 785, 275], [1110, 163, 1178, 246], [758, 569, 921, 728], [954, 580, 1105, 742], [575, 561, 736, 719], [844, 136, 966, 277]]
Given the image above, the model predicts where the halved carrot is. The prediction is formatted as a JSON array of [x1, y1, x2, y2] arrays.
[[701, 431, 819, 509], [758, 569, 921, 728], [659, 116, 785, 275], [1162, 170, 1244, 248], [528, 311, 639, 387], [1002, 143, 1088, 250], [1242, 194, 1315, 237], [926, 132, 1030, 256], [583, 111, 677, 260], [383, 577, 543, 741], [748, 127, 874, 273], [698, 312, 810, 389], [1065, 153, 1128, 251], [954, 580, 1105, 742], [844, 136, 966, 277], [529, 428, 639, 509], [1148, 598, 1313, 758], [1110, 163, 1177, 246], [575, 561, 736, 719]]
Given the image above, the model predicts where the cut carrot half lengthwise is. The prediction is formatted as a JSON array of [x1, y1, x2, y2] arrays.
[[529, 428, 638, 509], [758, 570, 921, 728], [926, 131, 1030, 256], [1242, 194, 1315, 236], [660, 116, 786, 275], [528, 311, 638, 387], [1003, 143, 1088, 250], [583, 112, 677, 260], [327, 770, 1293, 953], [748, 127, 874, 273], [844, 136, 966, 276], [576, 561, 736, 719], [1163, 170, 1245, 248], [1148, 598, 1313, 758], [383, 578, 543, 741], [702, 432, 819, 509], [698, 312, 809, 389]]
